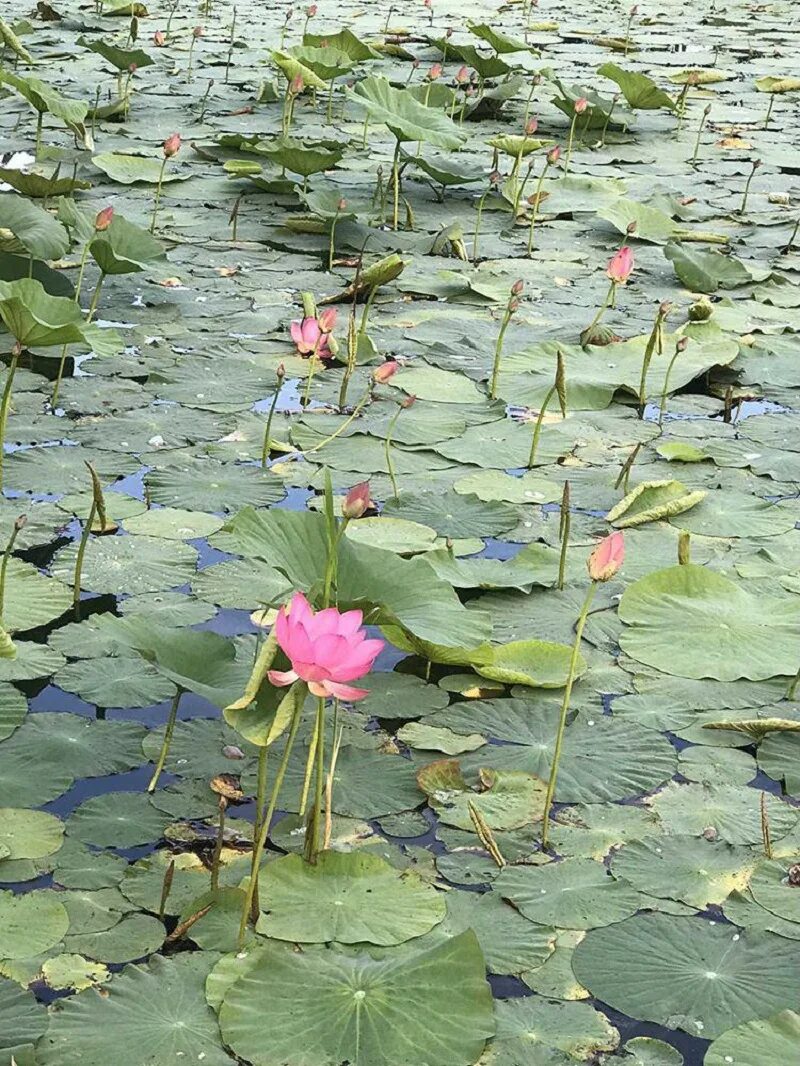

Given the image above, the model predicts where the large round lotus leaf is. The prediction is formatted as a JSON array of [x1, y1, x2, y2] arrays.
[[0, 641, 65, 682], [37, 953, 232, 1066], [285, 746, 422, 818], [677, 744, 757, 784], [351, 75, 467, 149], [51, 838, 130, 891], [649, 782, 798, 844], [120, 590, 216, 627], [91, 152, 192, 184], [520, 928, 588, 1001], [65, 913, 165, 964], [1, 559, 71, 633], [495, 858, 642, 930], [344, 516, 439, 554], [454, 470, 561, 505], [705, 1009, 800, 1066], [418, 761, 546, 831], [391, 366, 483, 403], [548, 803, 660, 860], [48, 615, 134, 659], [0, 889, 69, 958], [54, 656, 177, 708], [744, 859, 800, 924], [412, 889, 555, 975], [67, 792, 170, 848], [219, 931, 493, 1066], [1, 714, 146, 777], [0, 977, 46, 1055], [382, 491, 519, 538], [571, 913, 800, 1039], [673, 491, 799, 538], [123, 507, 224, 540], [618, 564, 800, 680], [59, 886, 135, 934], [191, 558, 291, 609], [0, 808, 63, 860], [622, 1037, 684, 1066], [493, 997, 619, 1059], [758, 731, 800, 791], [52, 536, 198, 595], [145, 460, 285, 511], [121, 849, 247, 916], [360, 671, 449, 719], [427, 544, 559, 592], [0, 685, 26, 741], [436, 701, 677, 802], [3, 447, 138, 496], [141, 719, 255, 781], [256, 851, 445, 946], [610, 836, 757, 909]]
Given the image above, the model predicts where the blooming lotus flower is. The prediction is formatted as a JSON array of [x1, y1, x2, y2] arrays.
[[607, 246, 634, 285], [290, 316, 334, 359], [268, 592, 384, 701], [587, 531, 624, 582]]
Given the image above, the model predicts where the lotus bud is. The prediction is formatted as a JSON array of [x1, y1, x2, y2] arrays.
[[574, 97, 589, 114], [289, 73, 304, 95], [401, 393, 417, 409], [688, 295, 714, 321], [342, 481, 371, 520], [94, 206, 114, 231], [509, 298, 520, 313], [163, 132, 182, 158], [223, 745, 246, 759], [306, 3, 318, 13], [412, 58, 420, 70], [192, 24, 204, 37], [276, 362, 286, 381], [659, 300, 672, 317], [129, 62, 138, 73], [546, 145, 561, 166], [606, 245, 634, 284], [626, 221, 638, 237], [630, 3, 638, 13], [445, 26, 453, 37], [489, 169, 502, 185], [154, 30, 165, 45], [429, 63, 443, 81], [337, 197, 347, 211], [511, 279, 524, 296], [587, 531, 624, 582], [373, 360, 399, 384], [317, 308, 338, 334], [525, 117, 538, 136], [14, 515, 27, 532], [455, 65, 469, 84], [676, 336, 689, 352]]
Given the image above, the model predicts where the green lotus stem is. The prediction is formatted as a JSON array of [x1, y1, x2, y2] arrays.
[[690, 105, 711, 167], [523, 76, 537, 126], [361, 112, 370, 148], [763, 92, 775, 129], [146, 687, 184, 792], [165, 0, 179, 36], [0, 346, 21, 494], [329, 206, 340, 270], [672, 229, 728, 244], [638, 306, 669, 413], [238, 686, 304, 948], [338, 311, 358, 410], [584, 280, 615, 337], [260, 379, 283, 468], [34, 111, 43, 159], [738, 159, 761, 215], [785, 217, 800, 253], [528, 385, 555, 468], [304, 695, 327, 863], [158, 858, 175, 919], [472, 186, 492, 263], [0, 514, 25, 623], [85, 271, 106, 324], [564, 111, 579, 176], [150, 158, 169, 234], [358, 285, 378, 339], [600, 96, 618, 148], [198, 78, 214, 123], [51, 345, 69, 409], [514, 159, 535, 218], [187, 34, 197, 82], [384, 401, 405, 500], [489, 301, 516, 400], [252, 745, 269, 848], [391, 138, 402, 231], [542, 581, 596, 848], [210, 795, 227, 890], [614, 442, 640, 493], [73, 239, 92, 306], [557, 481, 570, 591], [678, 530, 691, 565], [658, 343, 684, 425], [298, 725, 317, 817], [527, 159, 550, 256], [623, 8, 636, 55], [224, 7, 236, 83], [304, 384, 371, 454]]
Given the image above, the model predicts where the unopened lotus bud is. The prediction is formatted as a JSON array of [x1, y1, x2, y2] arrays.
[[276, 362, 286, 381], [192, 24, 204, 37], [489, 169, 502, 185], [13, 515, 27, 532], [429, 63, 443, 81], [525, 117, 538, 135], [289, 73, 304, 95], [511, 279, 524, 296], [606, 245, 634, 284], [587, 531, 624, 582], [337, 197, 347, 211], [342, 481, 371, 519], [688, 295, 713, 321], [163, 132, 182, 158], [129, 62, 137, 73], [626, 221, 638, 236], [676, 336, 689, 352], [94, 206, 114, 231], [306, 2, 318, 13], [373, 360, 399, 384], [401, 393, 417, 409], [154, 30, 165, 45], [223, 745, 245, 759], [546, 145, 561, 166], [455, 65, 469, 84], [659, 300, 672, 317], [574, 97, 588, 114]]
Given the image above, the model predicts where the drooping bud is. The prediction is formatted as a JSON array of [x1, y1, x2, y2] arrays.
[[373, 360, 399, 384], [606, 245, 634, 284], [94, 206, 114, 231], [163, 132, 182, 158], [342, 481, 371, 520], [587, 531, 624, 582]]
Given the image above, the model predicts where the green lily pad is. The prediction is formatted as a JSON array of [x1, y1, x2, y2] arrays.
[[92, 153, 192, 185], [0, 808, 63, 860], [606, 480, 706, 528], [67, 792, 170, 849], [0, 889, 69, 958], [706, 1010, 800, 1066]]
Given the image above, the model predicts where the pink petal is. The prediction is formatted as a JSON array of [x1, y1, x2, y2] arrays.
[[267, 669, 298, 687], [324, 680, 370, 702], [290, 321, 303, 346], [336, 609, 364, 636], [311, 633, 349, 670]]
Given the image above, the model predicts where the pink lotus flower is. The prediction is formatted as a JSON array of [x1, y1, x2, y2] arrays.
[[342, 481, 371, 520], [606, 246, 634, 284], [587, 531, 624, 582], [290, 316, 334, 359], [574, 97, 589, 114], [268, 592, 384, 701]]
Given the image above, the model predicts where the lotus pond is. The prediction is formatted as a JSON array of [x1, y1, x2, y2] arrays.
[[0, 0, 800, 1063]]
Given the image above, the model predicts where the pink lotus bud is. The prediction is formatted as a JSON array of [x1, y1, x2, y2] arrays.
[[192, 24, 204, 37], [401, 393, 417, 409], [317, 308, 337, 334], [289, 73, 304, 95], [455, 65, 469, 84], [606, 245, 634, 284], [306, 3, 318, 14], [342, 481, 371, 520], [511, 279, 524, 296], [574, 97, 589, 114], [373, 360, 399, 384], [626, 221, 638, 236], [525, 117, 538, 135], [337, 197, 347, 211], [276, 362, 286, 380], [129, 62, 137, 72], [630, 4, 639, 13], [509, 298, 520, 313], [423, 0, 432, 8], [94, 206, 114, 231], [659, 300, 672, 317], [153, 30, 165, 45], [546, 145, 561, 165], [163, 132, 182, 158], [489, 169, 502, 185], [676, 337, 689, 352], [429, 63, 443, 81], [587, 531, 624, 582]]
